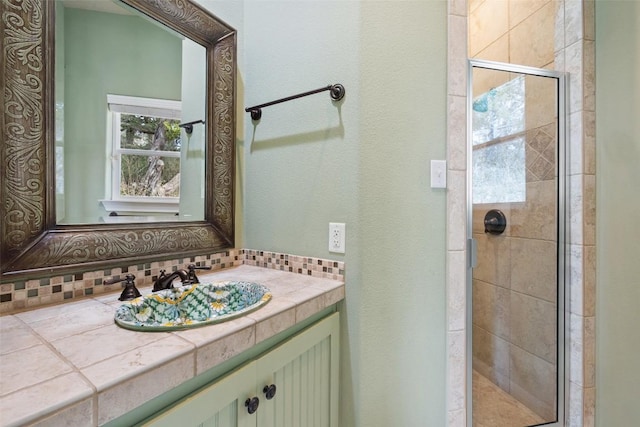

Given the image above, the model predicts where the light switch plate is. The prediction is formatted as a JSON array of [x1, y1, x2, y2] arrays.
[[430, 160, 447, 188]]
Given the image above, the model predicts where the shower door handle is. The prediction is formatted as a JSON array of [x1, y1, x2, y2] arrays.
[[468, 238, 478, 269]]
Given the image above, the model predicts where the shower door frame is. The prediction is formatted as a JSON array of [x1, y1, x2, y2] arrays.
[[466, 58, 567, 427]]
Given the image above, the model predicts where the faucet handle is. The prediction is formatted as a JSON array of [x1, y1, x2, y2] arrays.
[[104, 273, 135, 286], [105, 274, 142, 301], [186, 264, 212, 284], [153, 270, 168, 292]]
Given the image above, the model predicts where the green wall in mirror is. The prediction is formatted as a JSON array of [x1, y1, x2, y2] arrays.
[[55, 1, 206, 225]]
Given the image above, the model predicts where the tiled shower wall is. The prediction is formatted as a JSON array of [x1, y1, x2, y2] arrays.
[[472, 118, 559, 420], [447, 0, 596, 425], [469, 0, 560, 420], [468, 0, 557, 68], [0, 249, 345, 314]]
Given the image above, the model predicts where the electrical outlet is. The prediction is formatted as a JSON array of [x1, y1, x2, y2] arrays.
[[329, 222, 346, 253]]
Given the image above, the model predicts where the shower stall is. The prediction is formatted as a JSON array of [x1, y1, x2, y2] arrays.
[[467, 59, 566, 427]]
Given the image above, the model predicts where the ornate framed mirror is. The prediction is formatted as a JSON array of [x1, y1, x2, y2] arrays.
[[0, 0, 236, 281]]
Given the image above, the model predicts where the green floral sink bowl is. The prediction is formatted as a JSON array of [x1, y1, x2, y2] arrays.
[[114, 281, 272, 331]]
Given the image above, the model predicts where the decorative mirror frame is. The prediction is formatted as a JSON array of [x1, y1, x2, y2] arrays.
[[0, 0, 236, 281]]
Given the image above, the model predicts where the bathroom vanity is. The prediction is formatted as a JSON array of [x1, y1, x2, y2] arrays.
[[140, 312, 339, 427], [0, 265, 344, 426]]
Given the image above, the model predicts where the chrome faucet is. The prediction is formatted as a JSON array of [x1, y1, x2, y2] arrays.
[[153, 269, 189, 292]]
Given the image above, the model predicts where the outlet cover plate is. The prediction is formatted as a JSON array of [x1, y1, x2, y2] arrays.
[[329, 222, 346, 253]]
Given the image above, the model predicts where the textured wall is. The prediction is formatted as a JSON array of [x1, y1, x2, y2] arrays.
[[240, 1, 448, 426], [595, 1, 640, 425]]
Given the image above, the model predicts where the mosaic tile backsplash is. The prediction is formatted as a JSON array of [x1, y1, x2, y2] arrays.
[[0, 249, 345, 314]]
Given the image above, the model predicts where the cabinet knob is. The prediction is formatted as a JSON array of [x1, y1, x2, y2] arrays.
[[245, 397, 260, 414], [263, 384, 277, 400]]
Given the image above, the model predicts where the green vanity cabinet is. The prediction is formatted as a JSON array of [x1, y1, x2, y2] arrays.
[[255, 312, 339, 427], [141, 358, 256, 427], [141, 313, 340, 427]]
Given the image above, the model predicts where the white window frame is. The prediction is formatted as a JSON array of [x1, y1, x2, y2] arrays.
[[101, 94, 182, 216]]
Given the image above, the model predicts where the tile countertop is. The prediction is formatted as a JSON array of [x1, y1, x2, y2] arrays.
[[0, 265, 344, 427]]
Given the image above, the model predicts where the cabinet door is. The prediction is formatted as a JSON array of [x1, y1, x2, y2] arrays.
[[141, 361, 258, 427], [256, 313, 340, 427]]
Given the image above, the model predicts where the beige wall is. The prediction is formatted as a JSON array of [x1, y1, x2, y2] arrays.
[[469, 0, 557, 68]]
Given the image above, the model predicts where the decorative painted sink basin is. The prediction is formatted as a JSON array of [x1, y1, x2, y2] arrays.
[[114, 281, 272, 331]]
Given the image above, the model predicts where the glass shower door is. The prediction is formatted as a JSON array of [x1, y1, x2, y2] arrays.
[[468, 60, 566, 427]]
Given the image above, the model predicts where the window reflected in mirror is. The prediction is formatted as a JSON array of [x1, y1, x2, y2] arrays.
[[99, 95, 183, 220], [55, 0, 206, 225]]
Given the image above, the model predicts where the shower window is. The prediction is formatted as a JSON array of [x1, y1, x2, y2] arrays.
[[472, 76, 526, 204]]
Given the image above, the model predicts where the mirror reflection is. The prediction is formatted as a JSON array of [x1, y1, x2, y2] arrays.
[[55, 0, 206, 224]]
